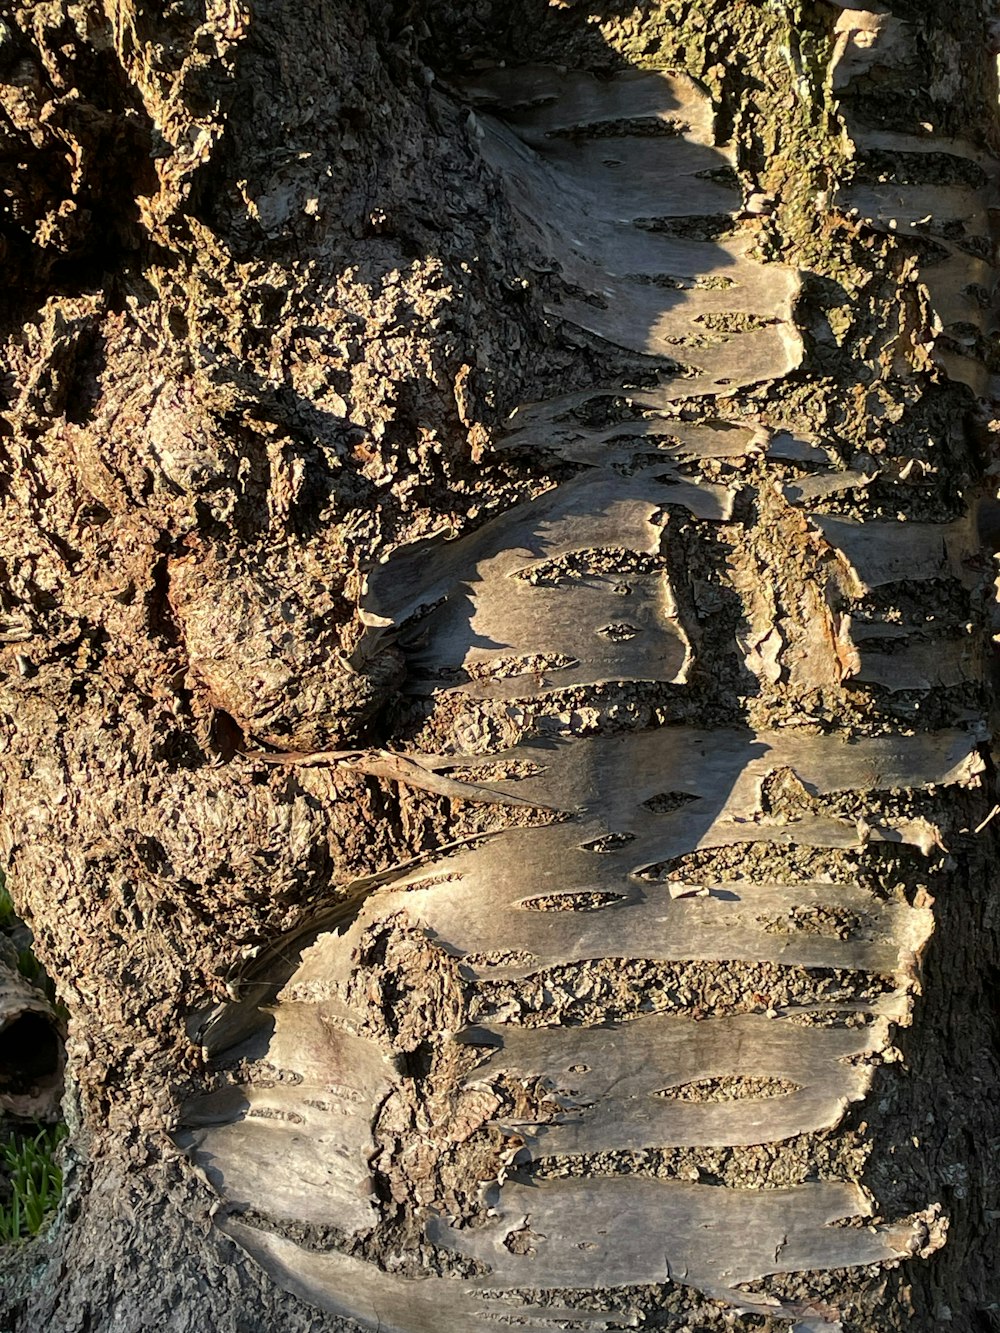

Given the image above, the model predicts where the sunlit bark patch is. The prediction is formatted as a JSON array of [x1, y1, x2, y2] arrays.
[[179, 25, 995, 1331]]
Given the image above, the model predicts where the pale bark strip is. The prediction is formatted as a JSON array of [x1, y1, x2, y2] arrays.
[[189, 41, 991, 1333]]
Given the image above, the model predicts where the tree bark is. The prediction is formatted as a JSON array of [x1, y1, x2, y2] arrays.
[[2, 1, 1000, 1330]]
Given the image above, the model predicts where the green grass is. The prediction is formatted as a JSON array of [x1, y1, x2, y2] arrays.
[[0, 872, 55, 996], [13, 949, 42, 985], [0, 1124, 67, 1243], [0, 877, 15, 932]]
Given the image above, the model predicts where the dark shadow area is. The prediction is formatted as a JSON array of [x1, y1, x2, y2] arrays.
[[0, 1014, 62, 1100]]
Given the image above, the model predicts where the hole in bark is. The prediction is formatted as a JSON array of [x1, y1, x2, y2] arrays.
[[404, 873, 464, 892], [642, 791, 699, 814], [210, 708, 246, 762], [596, 622, 639, 641], [464, 653, 578, 680], [463, 949, 538, 970], [247, 1105, 304, 1124], [513, 548, 665, 586], [0, 1013, 62, 1097], [635, 840, 934, 896], [542, 116, 690, 140], [759, 906, 865, 940], [517, 892, 628, 911], [580, 832, 635, 852], [441, 760, 545, 782], [656, 1076, 800, 1102], [635, 213, 736, 240], [470, 959, 895, 1029], [503, 1222, 544, 1255]]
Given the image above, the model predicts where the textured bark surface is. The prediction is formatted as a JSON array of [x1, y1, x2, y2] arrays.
[[1, 1, 1000, 1331]]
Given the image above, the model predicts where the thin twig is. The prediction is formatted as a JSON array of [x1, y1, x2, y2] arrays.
[[241, 746, 553, 809], [974, 803, 1000, 834]]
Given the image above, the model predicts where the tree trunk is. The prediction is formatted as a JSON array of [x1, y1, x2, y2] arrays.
[[2, 1, 999, 1330]]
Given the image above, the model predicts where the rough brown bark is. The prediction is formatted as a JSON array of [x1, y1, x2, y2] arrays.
[[1, 1, 1000, 1331]]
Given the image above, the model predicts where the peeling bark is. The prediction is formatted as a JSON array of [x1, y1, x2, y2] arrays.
[[2, 2, 1000, 1331]]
